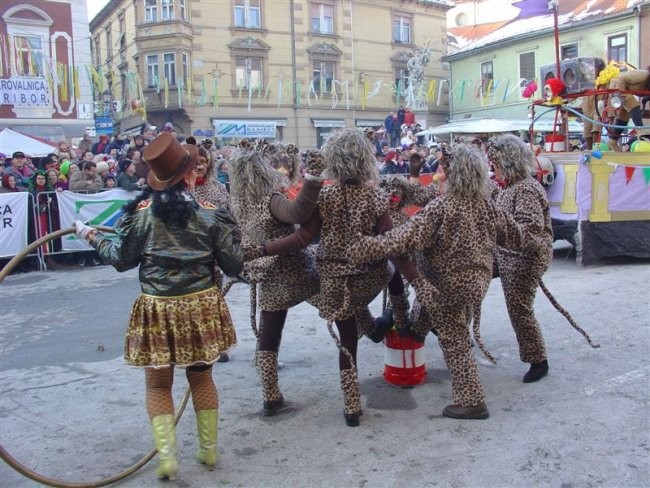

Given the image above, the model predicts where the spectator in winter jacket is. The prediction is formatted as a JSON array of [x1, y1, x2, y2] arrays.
[[4, 151, 34, 189], [91, 135, 110, 155], [69, 161, 104, 192]]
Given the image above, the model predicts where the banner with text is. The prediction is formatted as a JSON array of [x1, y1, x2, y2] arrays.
[[0, 192, 30, 258], [0, 77, 52, 107], [57, 189, 138, 250]]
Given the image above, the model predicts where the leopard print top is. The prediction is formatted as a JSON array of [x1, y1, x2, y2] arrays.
[[231, 193, 314, 283], [193, 179, 230, 211], [369, 194, 528, 307], [317, 183, 388, 277], [494, 177, 553, 273]]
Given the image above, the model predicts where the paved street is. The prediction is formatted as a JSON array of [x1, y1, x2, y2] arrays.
[[1, 245, 649, 488]]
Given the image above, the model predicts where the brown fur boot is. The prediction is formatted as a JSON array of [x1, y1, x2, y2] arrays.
[[340, 369, 362, 427]]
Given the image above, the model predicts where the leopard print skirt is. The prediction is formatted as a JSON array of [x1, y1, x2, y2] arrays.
[[257, 247, 320, 312], [317, 262, 390, 321], [125, 287, 237, 368]]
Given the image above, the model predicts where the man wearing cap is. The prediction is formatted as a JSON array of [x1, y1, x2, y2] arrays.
[[4, 152, 34, 189], [117, 159, 145, 191]]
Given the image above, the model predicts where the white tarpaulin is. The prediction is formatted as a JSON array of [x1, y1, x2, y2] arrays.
[[0, 128, 57, 157], [0, 192, 29, 258]]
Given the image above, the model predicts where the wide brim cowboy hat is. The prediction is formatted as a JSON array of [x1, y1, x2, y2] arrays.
[[143, 132, 199, 190]]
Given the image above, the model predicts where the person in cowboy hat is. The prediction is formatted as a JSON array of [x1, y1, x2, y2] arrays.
[[74, 132, 244, 480]]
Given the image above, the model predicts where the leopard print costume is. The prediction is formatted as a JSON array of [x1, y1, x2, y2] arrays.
[[494, 177, 553, 365], [346, 195, 530, 408], [193, 180, 230, 212], [315, 183, 391, 322], [231, 192, 320, 312]]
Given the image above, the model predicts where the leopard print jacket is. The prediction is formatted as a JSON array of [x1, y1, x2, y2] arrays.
[[317, 183, 389, 277], [494, 176, 553, 275], [231, 193, 316, 284], [193, 179, 230, 211], [347, 194, 530, 307]]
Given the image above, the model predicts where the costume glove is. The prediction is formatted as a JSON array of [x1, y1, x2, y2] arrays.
[[304, 150, 326, 180], [75, 220, 95, 240]]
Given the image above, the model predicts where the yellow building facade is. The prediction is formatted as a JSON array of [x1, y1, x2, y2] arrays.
[[90, 0, 451, 147]]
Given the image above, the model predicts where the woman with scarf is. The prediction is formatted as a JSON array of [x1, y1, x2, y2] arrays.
[[74, 133, 243, 481], [193, 146, 230, 210]]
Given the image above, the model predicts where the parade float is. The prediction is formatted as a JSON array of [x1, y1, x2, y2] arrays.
[[529, 61, 650, 265]]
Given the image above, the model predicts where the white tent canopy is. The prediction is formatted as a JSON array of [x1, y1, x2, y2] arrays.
[[416, 117, 583, 136], [0, 128, 57, 157]]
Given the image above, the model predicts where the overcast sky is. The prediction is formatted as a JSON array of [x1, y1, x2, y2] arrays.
[[87, 0, 111, 21]]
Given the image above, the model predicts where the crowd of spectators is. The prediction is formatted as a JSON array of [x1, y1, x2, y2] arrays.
[[1, 116, 441, 272], [360, 106, 442, 177]]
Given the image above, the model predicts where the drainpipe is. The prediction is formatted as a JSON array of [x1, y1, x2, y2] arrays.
[[290, 0, 298, 145], [349, 0, 356, 125]]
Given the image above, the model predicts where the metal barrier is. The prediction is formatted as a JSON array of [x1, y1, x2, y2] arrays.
[[33, 189, 123, 271], [0, 192, 43, 270], [0, 189, 117, 272]]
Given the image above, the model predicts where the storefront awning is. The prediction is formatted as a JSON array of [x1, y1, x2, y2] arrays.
[[312, 119, 345, 128], [355, 120, 384, 127]]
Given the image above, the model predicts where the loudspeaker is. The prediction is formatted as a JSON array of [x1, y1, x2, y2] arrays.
[[539, 57, 600, 94]]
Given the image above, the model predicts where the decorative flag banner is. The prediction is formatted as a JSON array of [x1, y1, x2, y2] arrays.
[[57, 189, 136, 251], [307, 79, 319, 106], [501, 79, 511, 103], [361, 79, 369, 110], [625, 166, 636, 184], [295, 80, 302, 107], [264, 80, 272, 102], [426, 79, 436, 103], [437, 79, 447, 106], [367, 80, 383, 100], [0, 192, 29, 258], [2, 32, 571, 114], [643, 168, 650, 186]]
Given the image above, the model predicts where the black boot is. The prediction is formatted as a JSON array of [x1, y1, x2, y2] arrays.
[[367, 309, 394, 343], [523, 360, 549, 383]]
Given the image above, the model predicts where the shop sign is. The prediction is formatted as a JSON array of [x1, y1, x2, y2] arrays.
[[214, 120, 276, 138], [95, 116, 114, 135], [0, 77, 51, 107]]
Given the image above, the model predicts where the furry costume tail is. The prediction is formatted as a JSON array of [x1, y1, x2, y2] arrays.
[[471, 304, 497, 365], [326, 319, 357, 372], [539, 280, 600, 349]]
